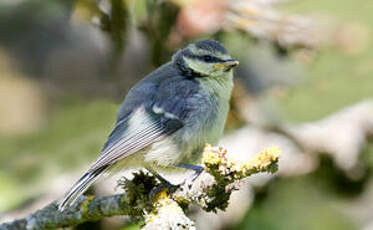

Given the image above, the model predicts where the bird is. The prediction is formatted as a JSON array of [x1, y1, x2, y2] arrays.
[[58, 40, 239, 211]]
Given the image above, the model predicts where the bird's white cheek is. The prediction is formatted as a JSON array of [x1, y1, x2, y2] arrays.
[[144, 138, 181, 167]]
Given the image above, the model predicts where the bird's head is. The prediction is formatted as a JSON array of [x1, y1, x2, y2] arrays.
[[172, 40, 239, 78]]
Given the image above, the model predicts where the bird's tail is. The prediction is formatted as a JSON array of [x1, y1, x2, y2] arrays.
[[58, 166, 108, 211]]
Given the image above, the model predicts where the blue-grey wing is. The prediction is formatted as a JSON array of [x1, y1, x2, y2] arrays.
[[89, 64, 200, 172], [89, 106, 183, 171], [99, 63, 179, 151], [115, 62, 181, 123], [89, 108, 185, 172]]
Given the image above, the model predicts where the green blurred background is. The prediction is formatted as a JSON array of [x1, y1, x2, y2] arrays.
[[0, 0, 372, 229]]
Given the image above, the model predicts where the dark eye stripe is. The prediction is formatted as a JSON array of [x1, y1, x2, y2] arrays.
[[182, 48, 226, 64], [198, 55, 223, 63], [183, 51, 224, 63]]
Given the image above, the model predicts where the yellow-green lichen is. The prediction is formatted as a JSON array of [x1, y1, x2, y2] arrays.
[[80, 195, 95, 218], [202, 144, 281, 179], [201, 144, 281, 212], [145, 190, 185, 223]]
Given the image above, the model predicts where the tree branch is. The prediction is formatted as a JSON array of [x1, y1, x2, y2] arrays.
[[0, 145, 281, 230]]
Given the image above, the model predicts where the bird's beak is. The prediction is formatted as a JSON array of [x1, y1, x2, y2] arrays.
[[224, 60, 240, 68], [213, 59, 240, 70]]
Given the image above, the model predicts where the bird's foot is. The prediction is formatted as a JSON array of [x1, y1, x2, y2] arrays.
[[146, 166, 179, 200], [176, 163, 205, 188]]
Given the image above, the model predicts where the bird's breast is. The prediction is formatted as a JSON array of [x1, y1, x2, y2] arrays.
[[144, 77, 232, 167]]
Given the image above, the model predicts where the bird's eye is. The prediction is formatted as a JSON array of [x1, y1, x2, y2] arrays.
[[202, 55, 212, 62]]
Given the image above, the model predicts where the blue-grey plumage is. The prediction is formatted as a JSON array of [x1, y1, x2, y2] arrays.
[[58, 40, 239, 210]]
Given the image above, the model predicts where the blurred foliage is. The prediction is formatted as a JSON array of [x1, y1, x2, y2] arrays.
[[0, 101, 117, 210], [140, 0, 179, 66], [276, 0, 373, 122], [234, 176, 358, 230]]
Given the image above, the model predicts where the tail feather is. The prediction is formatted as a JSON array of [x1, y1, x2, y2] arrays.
[[58, 166, 108, 211]]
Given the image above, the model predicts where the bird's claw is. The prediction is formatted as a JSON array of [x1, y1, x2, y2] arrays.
[[183, 167, 204, 189]]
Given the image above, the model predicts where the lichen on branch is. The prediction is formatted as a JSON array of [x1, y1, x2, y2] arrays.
[[141, 144, 281, 229], [0, 145, 281, 230], [203, 144, 281, 180], [169, 144, 281, 213]]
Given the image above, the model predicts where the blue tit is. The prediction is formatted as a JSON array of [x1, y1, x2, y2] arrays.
[[58, 40, 239, 210]]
